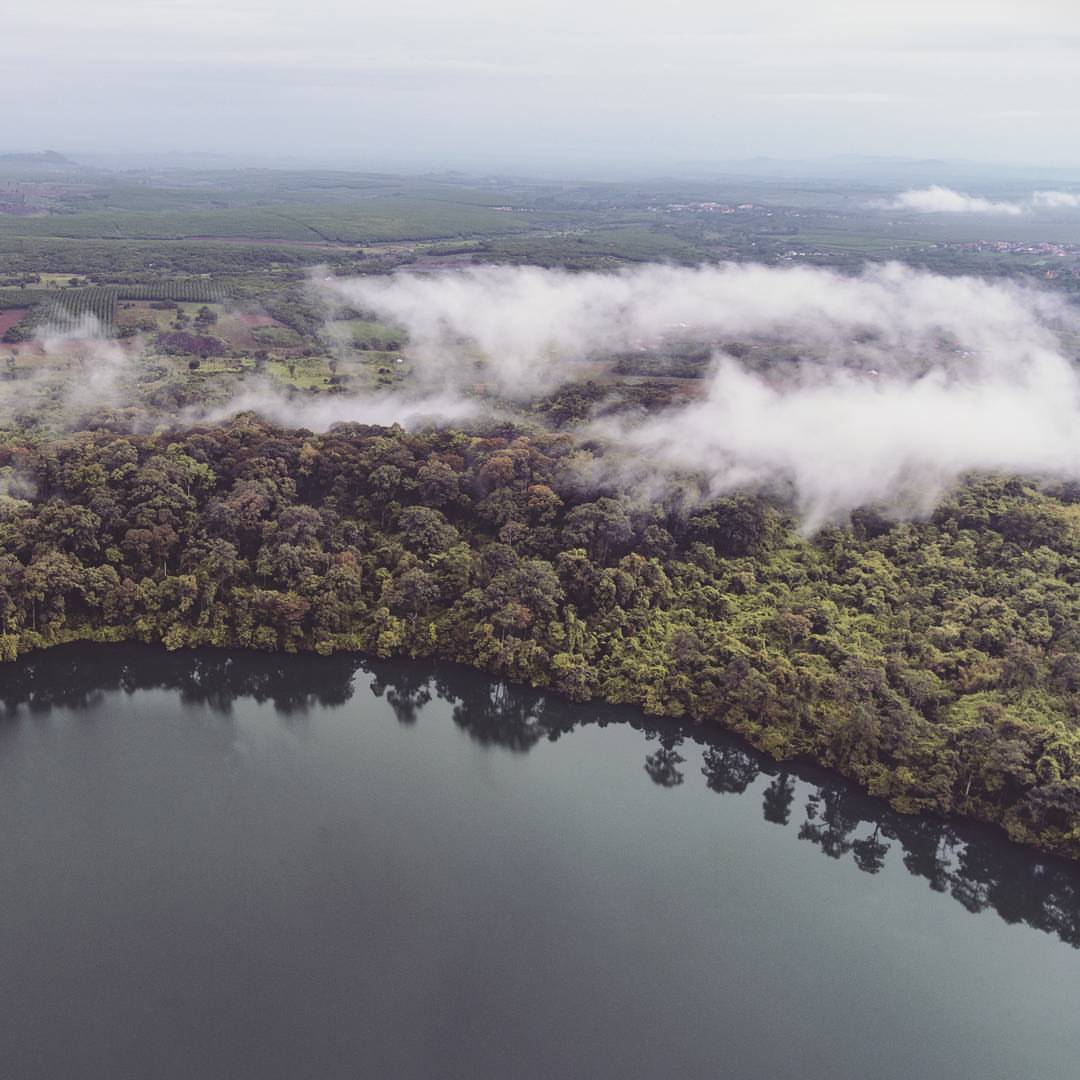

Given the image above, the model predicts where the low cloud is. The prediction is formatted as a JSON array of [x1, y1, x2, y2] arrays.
[[320, 261, 1066, 389], [1032, 190, 1080, 209], [0, 468, 35, 504], [9, 264, 1080, 531], [39, 316, 136, 420], [0, 315, 142, 431], [880, 186, 1026, 215], [880, 186, 1080, 215], [596, 354, 1080, 531], [317, 262, 1080, 527], [2, 310, 481, 438]]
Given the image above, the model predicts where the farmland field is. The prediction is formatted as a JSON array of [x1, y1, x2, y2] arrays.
[[48, 286, 118, 328], [0, 200, 541, 244]]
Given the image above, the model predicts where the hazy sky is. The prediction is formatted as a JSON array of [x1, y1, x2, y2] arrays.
[[4, 0, 1079, 170]]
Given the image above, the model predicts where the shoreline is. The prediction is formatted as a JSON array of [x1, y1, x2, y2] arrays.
[[5, 628, 1078, 867]]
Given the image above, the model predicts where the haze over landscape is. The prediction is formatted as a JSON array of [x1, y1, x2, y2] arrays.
[[3, 1, 1079, 170], [1, 3, 1078, 1079]]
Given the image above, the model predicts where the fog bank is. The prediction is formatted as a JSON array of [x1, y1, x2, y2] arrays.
[[882, 187, 1080, 215], [320, 262, 1080, 525]]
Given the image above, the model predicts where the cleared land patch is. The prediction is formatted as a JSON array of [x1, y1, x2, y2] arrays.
[[0, 309, 29, 337]]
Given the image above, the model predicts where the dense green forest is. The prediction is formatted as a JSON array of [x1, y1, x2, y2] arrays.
[[1, 418, 1078, 859]]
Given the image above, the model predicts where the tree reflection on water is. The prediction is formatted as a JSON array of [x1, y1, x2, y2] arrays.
[[2, 643, 1077, 948]]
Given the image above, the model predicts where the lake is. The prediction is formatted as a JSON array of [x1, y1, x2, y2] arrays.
[[0, 645, 1076, 1079]]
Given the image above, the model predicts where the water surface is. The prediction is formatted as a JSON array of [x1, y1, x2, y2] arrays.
[[0, 645, 1076, 1080]]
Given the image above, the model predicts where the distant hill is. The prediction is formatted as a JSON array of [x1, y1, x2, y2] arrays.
[[0, 151, 75, 165]]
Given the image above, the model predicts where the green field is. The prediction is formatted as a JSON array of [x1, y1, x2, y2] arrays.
[[0, 200, 540, 244], [335, 317, 405, 349], [785, 230, 936, 253]]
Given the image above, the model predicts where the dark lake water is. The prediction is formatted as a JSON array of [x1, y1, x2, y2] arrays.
[[0, 645, 1077, 1080]]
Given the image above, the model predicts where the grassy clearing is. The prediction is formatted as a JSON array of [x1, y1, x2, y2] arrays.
[[251, 324, 304, 349], [336, 318, 405, 349], [266, 357, 336, 390]]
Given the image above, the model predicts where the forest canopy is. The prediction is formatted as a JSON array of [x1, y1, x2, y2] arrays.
[[0, 416, 1078, 860]]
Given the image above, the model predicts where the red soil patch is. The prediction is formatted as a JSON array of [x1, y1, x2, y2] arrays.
[[216, 311, 295, 352], [0, 309, 29, 335]]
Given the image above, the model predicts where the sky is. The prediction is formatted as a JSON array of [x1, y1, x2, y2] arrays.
[[3, 0, 1080, 172]]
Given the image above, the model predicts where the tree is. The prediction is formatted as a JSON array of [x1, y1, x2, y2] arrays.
[[397, 506, 459, 556], [386, 567, 440, 632], [562, 498, 632, 563]]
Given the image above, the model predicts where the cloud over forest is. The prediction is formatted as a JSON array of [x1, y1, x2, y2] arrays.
[[318, 262, 1080, 526]]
